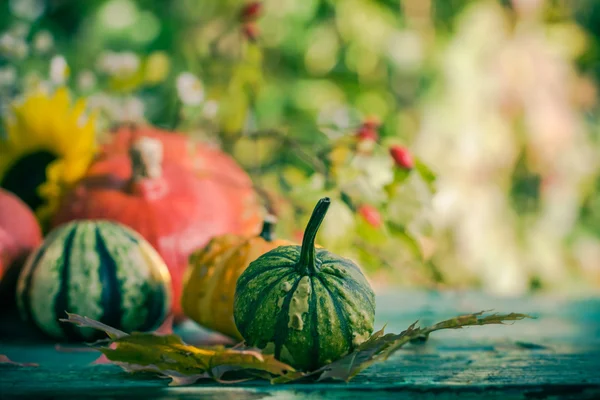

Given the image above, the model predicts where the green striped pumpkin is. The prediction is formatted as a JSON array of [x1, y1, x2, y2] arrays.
[[16, 220, 172, 341], [233, 198, 375, 371]]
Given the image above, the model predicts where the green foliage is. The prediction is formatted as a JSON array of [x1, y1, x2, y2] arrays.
[[2, 0, 600, 292]]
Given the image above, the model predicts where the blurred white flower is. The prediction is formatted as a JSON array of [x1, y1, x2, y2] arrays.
[[202, 100, 219, 119], [97, 51, 140, 77], [50, 55, 69, 84], [88, 94, 145, 124], [176, 72, 204, 105], [33, 30, 54, 54], [119, 97, 145, 123], [87, 93, 113, 113], [22, 71, 46, 93], [77, 70, 97, 91], [0, 33, 28, 59], [100, 0, 138, 30], [9, 23, 31, 38], [9, 0, 45, 20], [0, 66, 17, 87], [317, 104, 360, 139], [388, 30, 423, 71]]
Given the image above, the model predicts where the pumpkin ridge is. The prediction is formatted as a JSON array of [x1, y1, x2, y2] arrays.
[[136, 238, 170, 332], [236, 262, 294, 287], [273, 276, 302, 360], [315, 274, 354, 353], [309, 276, 319, 369], [54, 224, 79, 340], [204, 241, 246, 327], [95, 226, 123, 332], [319, 252, 364, 274], [277, 250, 299, 264], [17, 234, 52, 325], [118, 226, 140, 244], [321, 271, 375, 315], [323, 274, 375, 326], [16, 220, 171, 341], [234, 269, 297, 335], [21, 225, 74, 338]]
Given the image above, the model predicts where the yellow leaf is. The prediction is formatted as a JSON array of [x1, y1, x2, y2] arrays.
[[60, 313, 294, 385]]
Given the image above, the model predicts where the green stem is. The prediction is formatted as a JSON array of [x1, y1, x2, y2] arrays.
[[259, 214, 277, 242], [297, 197, 331, 275]]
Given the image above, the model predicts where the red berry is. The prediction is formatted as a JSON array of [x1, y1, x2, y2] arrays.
[[358, 205, 383, 229], [362, 116, 381, 130], [356, 126, 379, 142], [242, 23, 259, 42], [240, 2, 262, 21], [389, 145, 414, 170]]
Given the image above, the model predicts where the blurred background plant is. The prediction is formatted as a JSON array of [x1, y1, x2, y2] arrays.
[[0, 0, 599, 296]]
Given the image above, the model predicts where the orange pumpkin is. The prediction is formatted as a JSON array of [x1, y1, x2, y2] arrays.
[[0, 189, 42, 281], [102, 125, 262, 235], [53, 134, 260, 318], [0, 189, 43, 307], [181, 216, 292, 340]]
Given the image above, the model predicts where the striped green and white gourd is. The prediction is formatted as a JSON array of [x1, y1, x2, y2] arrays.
[[233, 198, 375, 371], [16, 220, 172, 341]]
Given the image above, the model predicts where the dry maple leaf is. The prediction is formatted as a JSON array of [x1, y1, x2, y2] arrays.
[[273, 311, 533, 383], [60, 313, 296, 385], [60, 310, 532, 385]]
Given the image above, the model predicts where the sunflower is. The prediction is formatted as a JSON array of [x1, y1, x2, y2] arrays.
[[0, 87, 97, 230]]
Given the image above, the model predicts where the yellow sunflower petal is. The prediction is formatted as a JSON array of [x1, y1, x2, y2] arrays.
[[0, 86, 97, 230]]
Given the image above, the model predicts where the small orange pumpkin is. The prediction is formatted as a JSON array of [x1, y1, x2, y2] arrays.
[[181, 216, 292, 340]]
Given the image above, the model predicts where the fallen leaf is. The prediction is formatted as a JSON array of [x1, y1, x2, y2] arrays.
[[60, 311, 532, 385], [91, 343, 117, 365], [59, 312, 128, 339], [277, 311, 533, 383], [60, 313, 296, 384]]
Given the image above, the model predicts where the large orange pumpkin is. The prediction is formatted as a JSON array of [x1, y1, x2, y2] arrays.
[[0, 189, 43, 306], [0, 189, 43, 281], [102, 125, 262, 235], [52, 133, 262, 318]]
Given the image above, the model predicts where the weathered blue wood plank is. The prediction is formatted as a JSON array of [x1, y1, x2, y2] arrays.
[[1, 290, 599, 399]]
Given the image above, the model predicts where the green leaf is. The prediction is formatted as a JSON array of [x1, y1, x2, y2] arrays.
[[414, 158, 437, 190], [387, 221, 423, 260]]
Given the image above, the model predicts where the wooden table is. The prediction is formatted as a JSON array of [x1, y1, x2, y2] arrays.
[[1, 290, 599, 399]]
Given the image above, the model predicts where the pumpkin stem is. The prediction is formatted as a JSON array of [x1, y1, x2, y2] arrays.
[[259, 214, 277, 242], [129, 137, 163, 181], [297, 197, 330, 275]]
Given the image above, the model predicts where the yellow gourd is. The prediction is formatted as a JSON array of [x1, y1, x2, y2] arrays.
[[181, 216, 292, 341]]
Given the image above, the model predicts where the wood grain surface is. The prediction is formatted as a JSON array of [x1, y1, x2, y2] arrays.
[[1, 290, 599, 399]]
